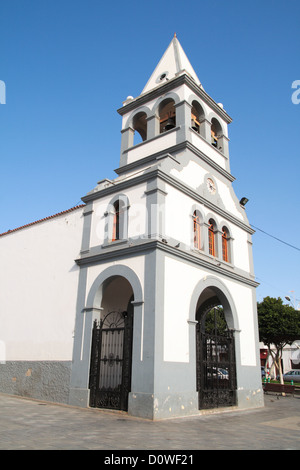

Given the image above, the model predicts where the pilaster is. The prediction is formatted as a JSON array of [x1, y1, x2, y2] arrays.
[[120, 126, 135, 166]]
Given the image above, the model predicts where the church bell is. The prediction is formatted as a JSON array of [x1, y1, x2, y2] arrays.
[[191, 118, 199, 132], [164, 117, 176, 131]]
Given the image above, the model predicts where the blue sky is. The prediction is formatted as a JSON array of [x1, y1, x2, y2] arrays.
[[0, 0, 299, 305]]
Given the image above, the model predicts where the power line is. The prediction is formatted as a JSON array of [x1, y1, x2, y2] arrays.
[[251, 224, 300, 252]]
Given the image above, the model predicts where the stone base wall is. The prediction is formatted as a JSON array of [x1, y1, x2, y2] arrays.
[[0, 361, 72, 404]]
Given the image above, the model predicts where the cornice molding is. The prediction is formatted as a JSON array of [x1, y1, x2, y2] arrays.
[[75, 239, 258, 288], [115, 140, 234, 182], [117, 74, 232, 124], [82, 166, 253, 235]]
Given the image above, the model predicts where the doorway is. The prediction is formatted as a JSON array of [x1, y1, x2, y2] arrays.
[[89, 276, 134, 411], [196, 296, 237, 409]]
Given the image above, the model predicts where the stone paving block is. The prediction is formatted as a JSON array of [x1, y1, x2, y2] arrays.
[[0, 394, 299, 450]]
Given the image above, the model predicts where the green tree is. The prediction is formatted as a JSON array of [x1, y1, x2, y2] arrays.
[[257, 296, 300, 383], [204, 307, 227, 335]]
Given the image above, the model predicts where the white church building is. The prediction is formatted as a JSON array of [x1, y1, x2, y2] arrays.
[[0, 36, 264, 419]]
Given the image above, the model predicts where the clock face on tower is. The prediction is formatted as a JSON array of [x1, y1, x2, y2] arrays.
[[207, 178, 216, 194]]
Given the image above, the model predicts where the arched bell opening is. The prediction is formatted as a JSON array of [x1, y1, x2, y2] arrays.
[[132, 111, 147, 145], [191, 100, 205, 134], [159, 98, 176, 133], [211, 117, 223, 150], [89, 276, 134, 411], [195, 287, 237, 410]]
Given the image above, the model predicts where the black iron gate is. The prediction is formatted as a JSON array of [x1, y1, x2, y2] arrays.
[[89, 310, 133, 411], [196, 306, 237, 409]]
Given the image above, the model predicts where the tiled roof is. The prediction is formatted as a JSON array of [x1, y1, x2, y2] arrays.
[[0, 204, 86, 237]]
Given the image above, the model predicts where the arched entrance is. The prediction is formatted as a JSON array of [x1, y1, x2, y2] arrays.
[[195, 289, 237, 410], [89, 276, 134, 411]]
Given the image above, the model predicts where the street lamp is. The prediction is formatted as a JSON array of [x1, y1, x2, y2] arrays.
[[239, 197, 249, 206]]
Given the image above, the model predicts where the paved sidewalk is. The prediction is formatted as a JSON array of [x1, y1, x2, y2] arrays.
[[0, 393, 299, 450]]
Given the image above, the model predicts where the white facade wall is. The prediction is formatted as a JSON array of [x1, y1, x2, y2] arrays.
[[0, 208, 84, 361], [127, 131, 178, 165], [164, 183, 250, 272], [163, 256, 257, 367], [170, 161, 244, 221], [189, 131, 227, 169]]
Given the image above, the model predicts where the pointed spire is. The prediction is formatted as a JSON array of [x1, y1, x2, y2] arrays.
[[141, 36, 201, 94]]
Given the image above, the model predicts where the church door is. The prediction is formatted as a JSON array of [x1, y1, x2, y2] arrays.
[[196, 306, 237, 409], [89, 310, 133, 411]]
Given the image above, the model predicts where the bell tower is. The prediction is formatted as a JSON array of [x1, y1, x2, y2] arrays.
[[118, 34, 230, 173], [70, 36, 263, 419]]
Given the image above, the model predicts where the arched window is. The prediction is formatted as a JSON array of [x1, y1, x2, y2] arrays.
[[112, 200, 120, 241], [104, 195, 129, 245], [159, 99, 176, 133], [193, 210, 201, 250], [222, 226, 230, 263], [208, 219, 216, 257]]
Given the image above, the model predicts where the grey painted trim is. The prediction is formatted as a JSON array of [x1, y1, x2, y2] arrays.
[[189, 276, 240, 329], [115, 149, 181, 176], [69, 265, 91, 407], [124, 105, 152, 130], [120, 127, 135, 164], [152, 92, 181, 115], [86, 264, 143, 308], [75, 239, 259, 288], [80, 202, 93, 253], [129, 249, 157, 399], [144, 178, 167, 238], [82, 307, 103, 313], [146, 114, 160, 140], [128, 391, 199, 420], [175, 100, 192, 143], [117, 74, 232, 124]]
